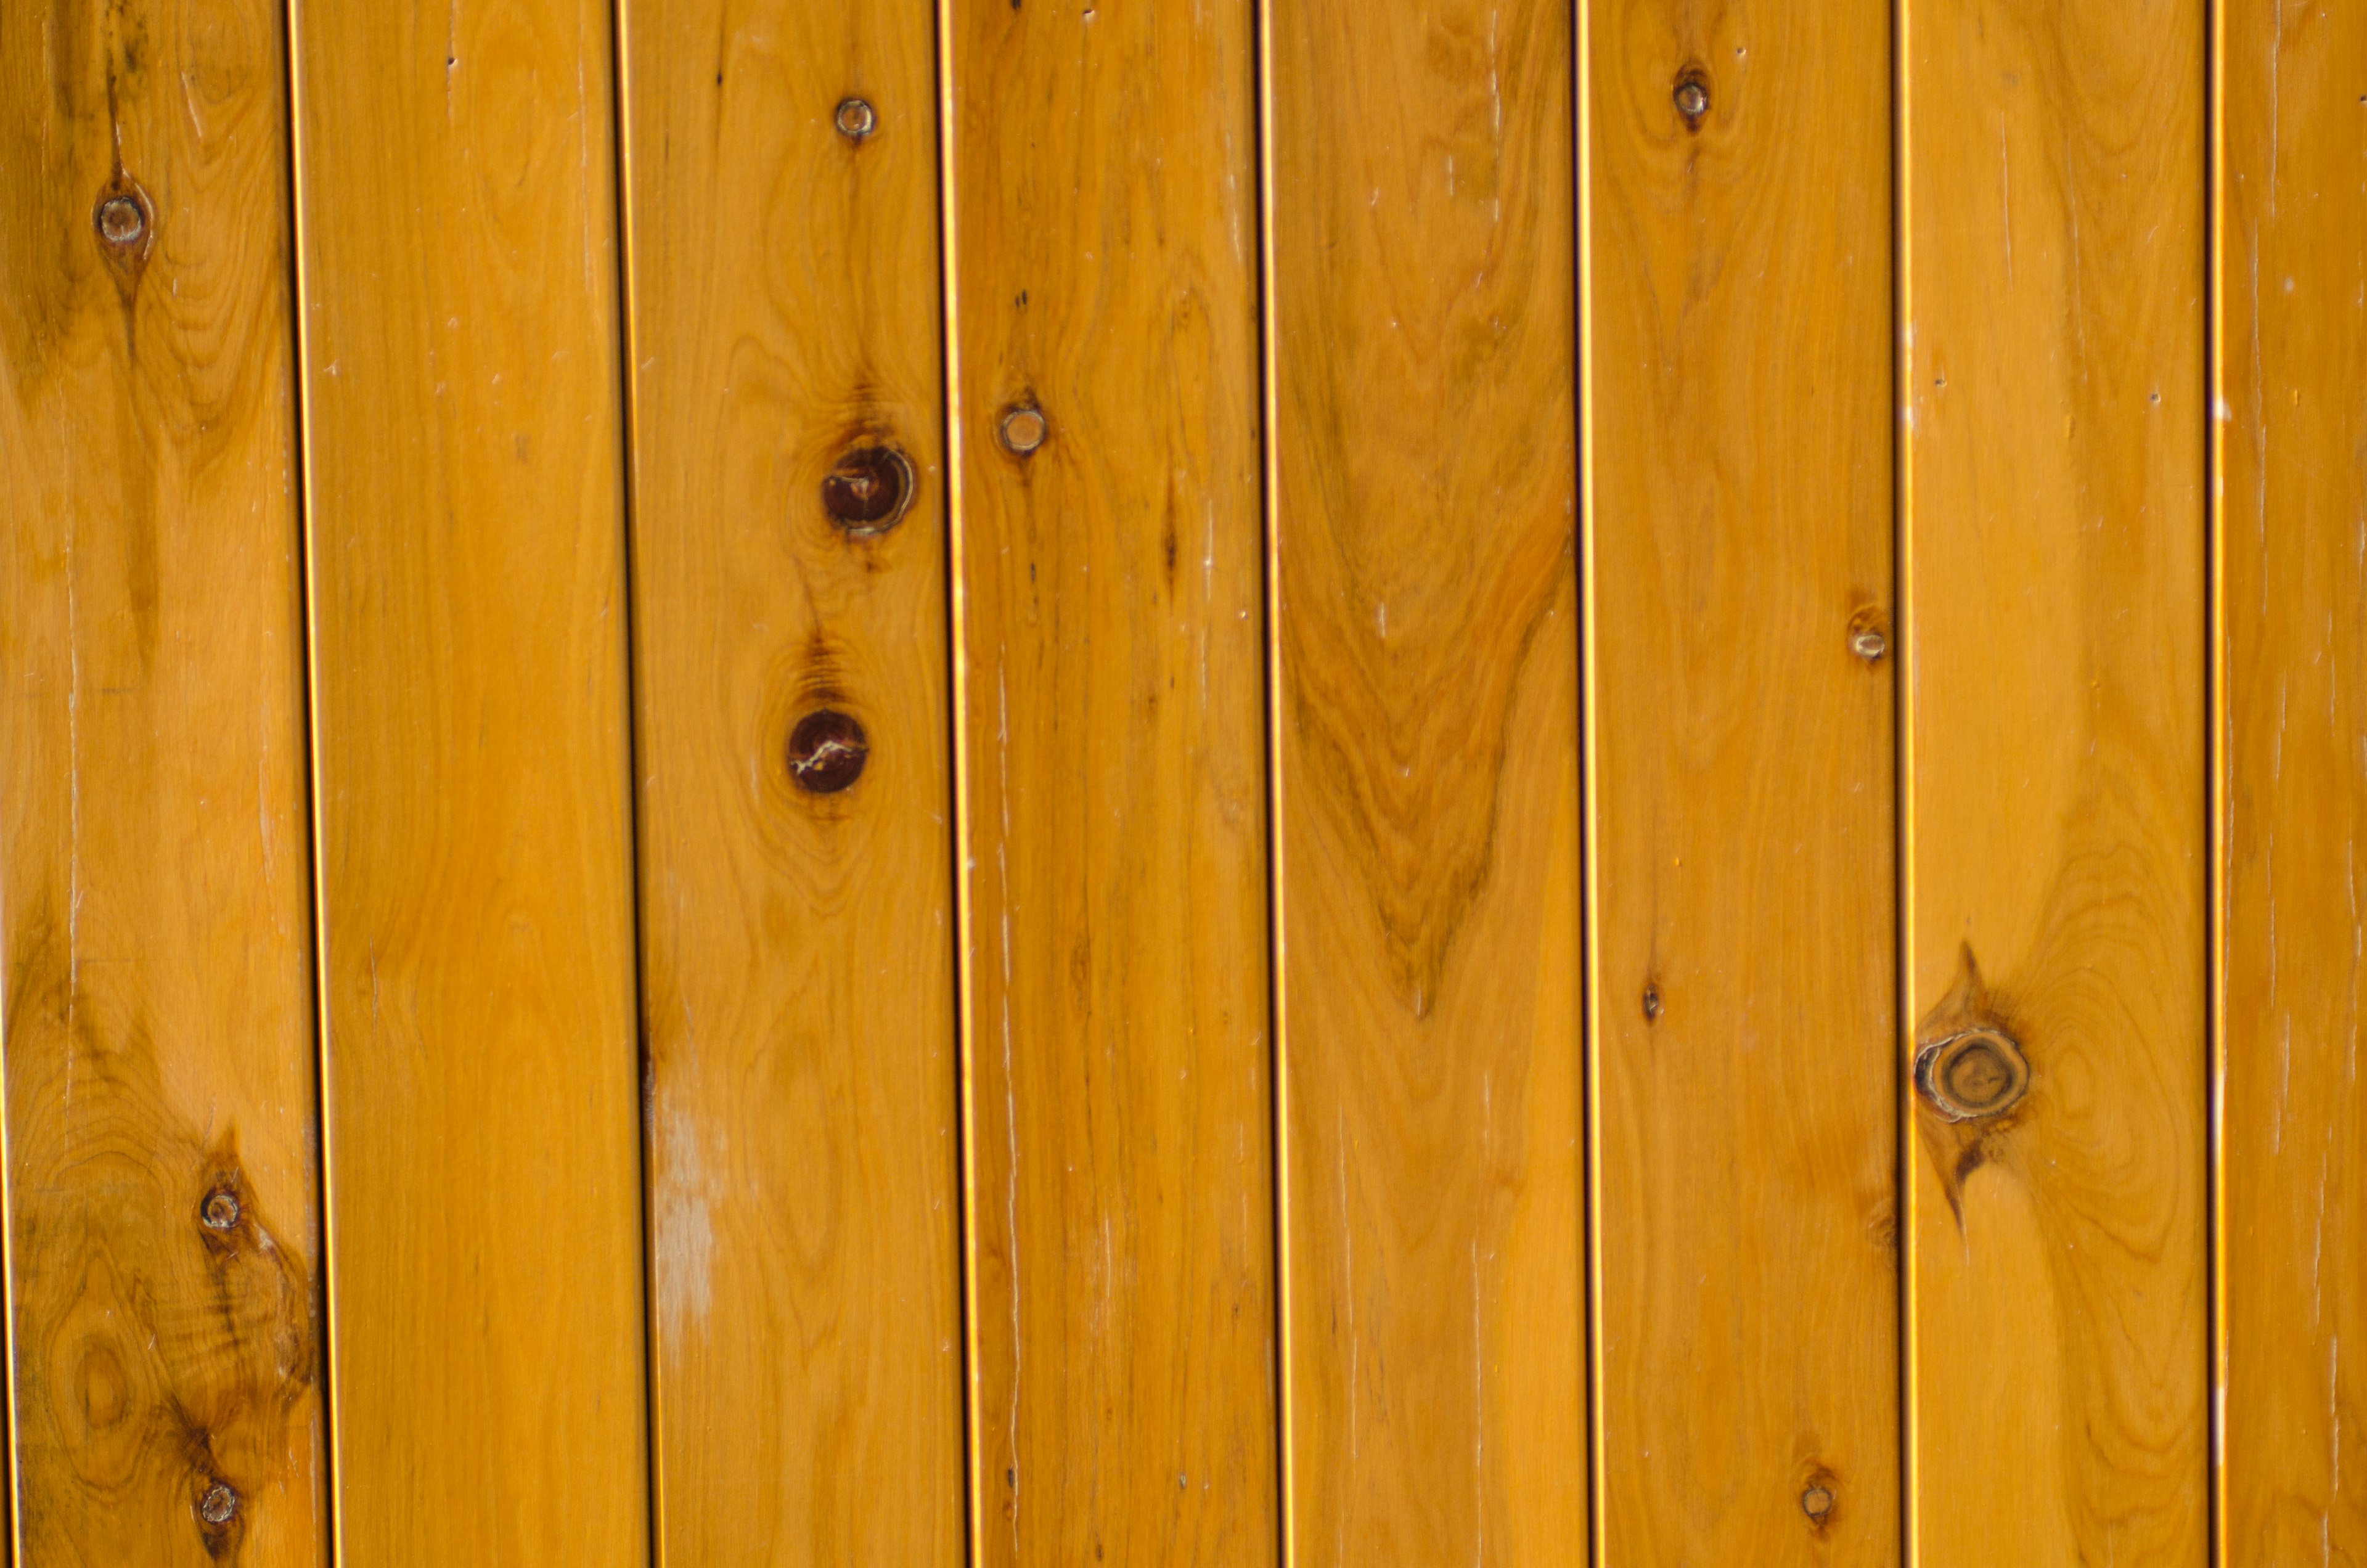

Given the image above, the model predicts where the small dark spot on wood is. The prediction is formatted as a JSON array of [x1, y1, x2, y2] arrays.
[[1000, 405, 1048, 456], [787, 710, 868, 794], [1161, 518, 1179, 585], [194, 1473, 243, 1558], [1915, 1027, 2029, 1122], [834, 97, 877, 141], [1015, 290, 1028, 309], [92, 174, 155, 278], [200, 1189, 240, 1231], [821, 446, 914, 534], [1673, 66, 1711, 127], [1641, 982, 1662, 1023], [1847, 605, 1891, 664]]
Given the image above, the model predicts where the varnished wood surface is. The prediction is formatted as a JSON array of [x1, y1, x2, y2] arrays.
[[2221, 1, 2367, 1558], [947, 0, 1277, 1561], [0, 3, 327, 1562], [1269, 0, 1586, 1558], [290, 0, 648, 1560], [1903, 1, 2208, 1562], [621, 0, 966, 1559], [1587, 4, 1899, 1561]]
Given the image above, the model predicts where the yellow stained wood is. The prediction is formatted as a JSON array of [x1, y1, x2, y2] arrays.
[[2220, 2, 2367, 1558], [290, 1, 647, 1560], [1587, 5, 1897, 1561], [0, 4, 326, 1562], [621, 0, 965, 1559], [1269, 0, 1584, 1558], [946, 0, 1276, 1560], [1903, 1, 2207, 1562]]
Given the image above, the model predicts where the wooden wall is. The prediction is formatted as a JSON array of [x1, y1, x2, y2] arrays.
[[0, 0, 2351, 1564]]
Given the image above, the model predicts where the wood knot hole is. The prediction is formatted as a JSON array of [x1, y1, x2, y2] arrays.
[[1915, 1027, 2029, 1122], [94, 186, 151, 252], [1000, 405, 1048, 455], [1673, 69, 1711, 125], [821, 446, 914, 534], [198, 1482, 238, 1526], [835, 97, 877, 141], [1640, 982, 1662, 1023], [1801, 1484, 1834, 1522], [787, 710, 868, 794], [200, 1189, 240, 1231]]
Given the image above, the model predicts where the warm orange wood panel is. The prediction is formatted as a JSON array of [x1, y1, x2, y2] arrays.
[[945, 0, 1277, 1561], [621, 0, 966, 1559], [1902, 1, 2208, 1562], [2221, 2, 2367, 1558], [1586, 4, 1898, 1561], [1269, 0, 1584, 1559], [290, 0, 648, 1560], [0, 4, 327, 1562]]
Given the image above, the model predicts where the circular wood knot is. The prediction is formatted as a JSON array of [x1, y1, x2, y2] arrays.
[[820, 446, 914, 534], [1673, 69, 1711, 125], [1915, 1027, 2029, 1122], [200, 1189, 241, 1231], [835, 97, 877, 141], [1000, 405, 1048, 456], [787, 710, 868, 794], [198, 1482, 239, 1526], [1801, 1484, 1835, 1522], [94, 189, 149, 250]]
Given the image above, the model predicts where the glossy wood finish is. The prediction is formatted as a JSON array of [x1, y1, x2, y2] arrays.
[[290, 0, 648, 1559], [946, 0, 1277, 1561], [620, 0, 966, 1559], [2221, 1, 2367, 1558], [1903, 1, 2208, 1561], [1587, 4, 1899, 1561], [0, 3, 326, 1562], [1269, 0, 1585, 1558]]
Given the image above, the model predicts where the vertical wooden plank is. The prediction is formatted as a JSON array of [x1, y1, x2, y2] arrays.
[[621, 0, 966, 1559], [2221, 2, 2367, 1558], [1587, 4, 1897, 1561], [1270, 0, 1585, 1558], [0, 4, 327, 1563], [946, 0, 1277, 1559], [290, 0, 648, 1559], [1902, 0, 2208, 1561]]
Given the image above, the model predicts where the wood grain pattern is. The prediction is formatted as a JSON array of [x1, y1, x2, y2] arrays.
[[1903, 1, 2207, 1561], [2221, 2, 2367, 1559], [620, 0, 966, 1559], [1269, 0, 1585, 1558], [946, 0, 1277, 1560], [290, 0, 648, 1559], [1587, 4, 1898, 1561], [0, 4, 327, 1563]]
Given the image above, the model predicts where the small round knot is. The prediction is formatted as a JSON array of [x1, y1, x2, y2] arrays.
[[1000, 406, 1048, 456], [820, 446, 914, 534], [1850, 627, 1887, 661], [198, 1482, 239, 1526], [95, 191, 148, 249], [787, 710, 869, 794], [1801, 1484, 1834, 1522], [1673, 73, 1711, 123], [200, 1189, 241, 1231], [1915, 1027, 2031, 1122], [835, 97, 877, 141]]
